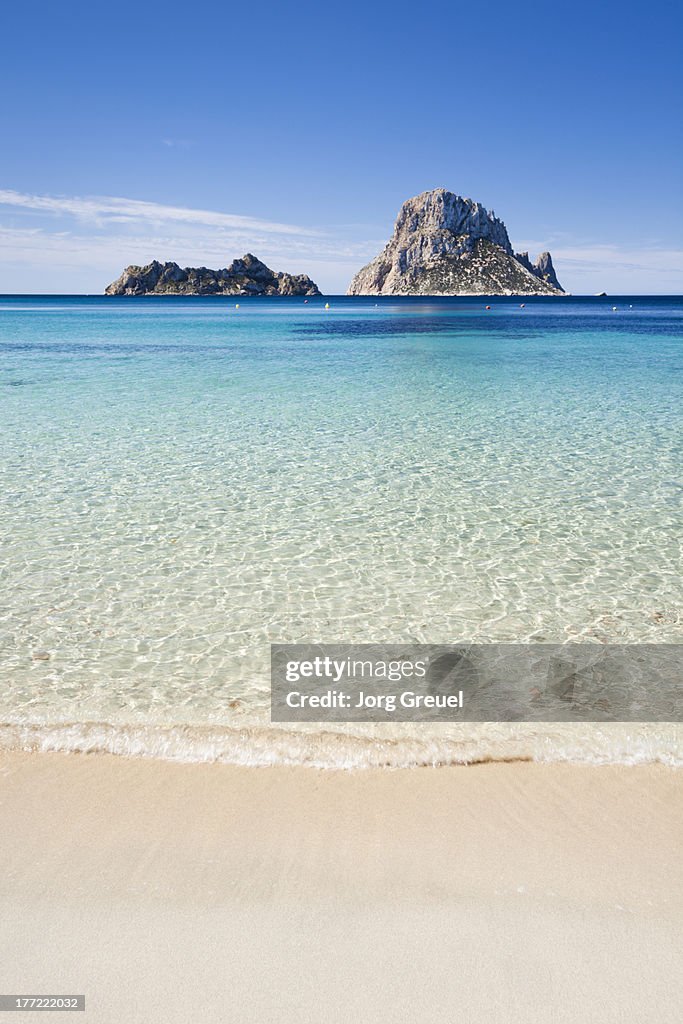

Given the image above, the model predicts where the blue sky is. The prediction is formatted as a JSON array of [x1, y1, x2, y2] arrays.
[[1, 0, 681, 294]]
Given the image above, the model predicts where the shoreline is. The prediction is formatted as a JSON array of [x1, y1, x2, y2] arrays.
[[1, 718, 682, 768], [1, 752, 681, 1022]]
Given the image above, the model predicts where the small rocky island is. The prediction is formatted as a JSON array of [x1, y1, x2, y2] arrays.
[[348, 188, 564, 296], [105, 253, 320, 296]]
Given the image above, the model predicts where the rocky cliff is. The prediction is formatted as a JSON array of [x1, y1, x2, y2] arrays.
[[514, 249, 563, 291], [105, 254, 321, 296], [347, 189, 565, 296]]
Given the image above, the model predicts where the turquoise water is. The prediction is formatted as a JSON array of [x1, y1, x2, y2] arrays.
[[0, 295, 681, 765]]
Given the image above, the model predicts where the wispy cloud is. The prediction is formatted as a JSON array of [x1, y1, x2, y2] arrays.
[[553, 244, 683, 277], [0, 224, 376, 267], [514, 239, 683, 293], [517, 239, 683, 273], [0, 216, 379, 294], [0, 189, 319, 237], [0, 188, 370, 291]]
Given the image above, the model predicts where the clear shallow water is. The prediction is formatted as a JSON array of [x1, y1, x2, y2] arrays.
[[0, 295, 681, 766]]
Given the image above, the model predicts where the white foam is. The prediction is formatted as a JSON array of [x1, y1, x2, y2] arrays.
[[1, 720, 680, 769]]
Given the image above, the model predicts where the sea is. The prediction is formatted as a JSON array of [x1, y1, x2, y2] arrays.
[[0, 294, 681, 767]]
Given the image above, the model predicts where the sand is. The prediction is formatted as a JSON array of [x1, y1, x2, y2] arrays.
[[0, 752, 681, 1023]]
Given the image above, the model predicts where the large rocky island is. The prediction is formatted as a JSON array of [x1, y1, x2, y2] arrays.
[[348, 189, 564, 296], [105, 253, 320, 296]]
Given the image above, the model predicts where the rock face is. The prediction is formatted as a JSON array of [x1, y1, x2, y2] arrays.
[[515, 250, 563, 290], [347, 189, 565, 296], [532, 251, 562, 291], [105, 253, 321, 296]]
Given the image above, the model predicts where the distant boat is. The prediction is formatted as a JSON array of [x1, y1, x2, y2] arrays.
[[595, 291, 607, 297]]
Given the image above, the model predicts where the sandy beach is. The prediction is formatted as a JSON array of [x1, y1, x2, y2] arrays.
[[0, 752, 680, 1023]]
